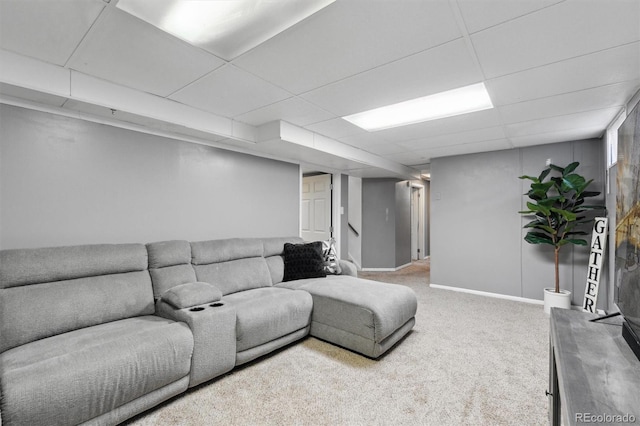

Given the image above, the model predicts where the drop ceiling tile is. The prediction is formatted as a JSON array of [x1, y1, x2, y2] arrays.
[[68, 8, 225, 97], [301, 39, 483, 116], [499, 81, 639, 124], [0, 0, 105, 66], [397, 126, 506, 150], [457, 0, 563, 34], [232, 0, 461, 94], [423, 138, 513, 161], [374, 108, 503, 143], [510, 128, 604, 147], [472, 0, 640, 78], [170, 65, 291, 118], [505, 107, 621, 139], [234, 97, 334, 127], [339, 132, 395, 149], [304, 118, 366, 140], [486, 43, 640, 106]]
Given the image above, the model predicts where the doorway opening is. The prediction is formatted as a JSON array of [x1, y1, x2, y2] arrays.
[[410, 184, 425, 261]]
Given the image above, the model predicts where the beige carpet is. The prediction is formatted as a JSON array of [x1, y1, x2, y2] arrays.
[[126, 260, 549, 425]]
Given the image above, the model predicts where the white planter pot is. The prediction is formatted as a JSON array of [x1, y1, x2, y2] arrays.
[[544, 288, 572, 315]]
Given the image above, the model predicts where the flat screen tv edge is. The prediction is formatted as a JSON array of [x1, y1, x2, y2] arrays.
[[615, 99, 640, 363]]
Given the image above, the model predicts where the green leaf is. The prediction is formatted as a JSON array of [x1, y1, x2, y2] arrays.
[[525, 232, 554, 245], [523, 218, 551, 230], [563, 162, 579, 176], [549, 164, 564, 173], [550, 207, 577, 221], [531, 182, 554, 195], [551, 176, 563, 189], [527, 202, 551, 216], [518, 175, 539, 182], [538, 168, 551, 182], [559, 238, 588, 246], [566, 231, 589, 236], [535, 224, 556, 234], [562, 174, 586, 192], [581, 191, 601, 198]]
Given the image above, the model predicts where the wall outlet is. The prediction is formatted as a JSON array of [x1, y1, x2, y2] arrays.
[[546, 158, 552, 166]]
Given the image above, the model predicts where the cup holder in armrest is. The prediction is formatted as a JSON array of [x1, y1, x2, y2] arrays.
[[189, 307, 205, 312], [209, 302, 224, 307]]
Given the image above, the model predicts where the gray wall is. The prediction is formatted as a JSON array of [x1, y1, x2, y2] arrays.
[[0, 105, 300, 249], [361, 178, 412, 269], [362, 179, 397, 269], [431, 139, 606, 307]]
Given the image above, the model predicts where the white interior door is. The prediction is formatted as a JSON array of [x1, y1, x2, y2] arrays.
[[301, 174, 332, 242]]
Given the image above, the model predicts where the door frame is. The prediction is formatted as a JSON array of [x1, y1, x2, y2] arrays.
[[410, 182, 426, 260]]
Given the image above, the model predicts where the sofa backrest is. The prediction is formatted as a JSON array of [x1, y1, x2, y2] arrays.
[[0, 243, 154, 353], [262, 236, 304, 284], [190, 238, 273, 296], [146, 240, 197, 300]]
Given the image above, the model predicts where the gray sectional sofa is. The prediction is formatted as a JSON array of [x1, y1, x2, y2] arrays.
[[0, 236, 417, 425]]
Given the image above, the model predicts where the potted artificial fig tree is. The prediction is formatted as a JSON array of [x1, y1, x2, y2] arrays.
[[519, 162, 602, 314]]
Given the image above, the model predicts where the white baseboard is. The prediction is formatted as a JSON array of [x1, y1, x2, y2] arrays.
[[362, 262, 412, 272], [429, 284, 606, 314], [429, 283, 544, 305]]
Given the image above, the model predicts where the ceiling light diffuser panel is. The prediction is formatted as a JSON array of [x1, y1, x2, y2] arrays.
[[116, 0, 336, 61], [343, 83, 494, 131]]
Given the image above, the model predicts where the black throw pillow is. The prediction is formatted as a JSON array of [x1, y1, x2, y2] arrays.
[[283, 241, 327, 282]]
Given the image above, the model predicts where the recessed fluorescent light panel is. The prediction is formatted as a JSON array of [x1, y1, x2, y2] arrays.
[[343, 83, 494, 131], [116, 0, 335, 61]]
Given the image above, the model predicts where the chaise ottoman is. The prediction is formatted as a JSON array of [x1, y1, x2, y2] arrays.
[[277, 275, 417, 358]]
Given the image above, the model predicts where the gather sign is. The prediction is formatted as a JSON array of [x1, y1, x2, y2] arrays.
[[582, 217, 608, 313]]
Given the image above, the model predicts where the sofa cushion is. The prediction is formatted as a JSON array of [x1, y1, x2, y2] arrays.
[[149, 265, 198, 299], [0, 316, 193, 426], [191, 238, 264, 264], [147, 240, 197, 299], [278, 275, 417, 343], [222, 287, 312, 352], [0, 243, 155, 353], [193, 257, 272, 296], [265, 255, 285, 285], [282, 241, 327, 282], [146, 240, 192, 269], [0, 270, 155, 353], [0, 243, 147, 289]]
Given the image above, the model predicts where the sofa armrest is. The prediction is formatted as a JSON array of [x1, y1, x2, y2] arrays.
[[161, 282, 222, 309], [338, 260, 357, 277], [155, 299, 236, 387]]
